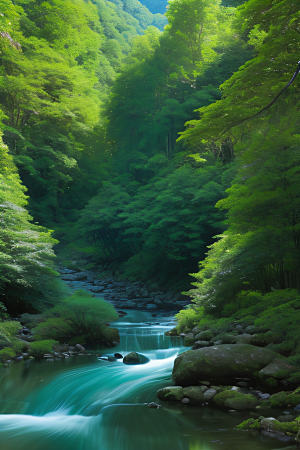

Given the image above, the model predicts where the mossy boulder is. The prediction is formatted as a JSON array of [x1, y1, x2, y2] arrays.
[[192, 341, 211, 350], [156, 386, 184, 401], [184, 333, 196, 346], [182, 386, 207, 404], [269, 390, 300, 408], [123, 352, 149, 365], [259, 357, 297, 379], [213, 390, 258, 410], [192, 326, 204, 335], [245, 325, 262, 335], [261, 417, 300, 435], [250, 334, 268, 347], [194, 330, 215, 341], [172, 344, 280, 386], [211, 333, 236, 344]]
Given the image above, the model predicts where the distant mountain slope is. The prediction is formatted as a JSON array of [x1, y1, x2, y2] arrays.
[[106, 0, 167, 31], [138, 0, 247, 15], [133, 0, 168, 15]]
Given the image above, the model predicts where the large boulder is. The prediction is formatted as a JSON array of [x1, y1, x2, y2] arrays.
[[123, 352, 149, 365], [172, 344, 282, 386], [194, 330, 215, 341]]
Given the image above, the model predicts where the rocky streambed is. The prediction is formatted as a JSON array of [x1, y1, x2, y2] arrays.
[[59, 267, 190, 311], [157, 321, 300, 445]]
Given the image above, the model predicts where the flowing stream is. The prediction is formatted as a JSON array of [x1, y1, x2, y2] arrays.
[[0, 310, 295, 450]]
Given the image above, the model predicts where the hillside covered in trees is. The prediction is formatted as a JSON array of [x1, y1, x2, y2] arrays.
[[2, 2, 300, 448], [1, 0, 300, 337]]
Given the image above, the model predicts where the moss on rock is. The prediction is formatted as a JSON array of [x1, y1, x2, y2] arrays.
[[269, 390, 300, 408], [194, 330, 215, 341], [213, 390, 258, 410], [236, 418, 261, 430], [261, 418, 300, 435], [156, 386, 184, 401], [172, 344, 280, 386]]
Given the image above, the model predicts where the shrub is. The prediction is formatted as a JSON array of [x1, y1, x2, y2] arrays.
[[32, 290, 119, 344], [33, 318, 73, 341], [175, 307, 203, 332], [0, 321, 22, 337], [29, 340, 59, 358], [0, 347, 16, 362], [0, 321, 22, 351]]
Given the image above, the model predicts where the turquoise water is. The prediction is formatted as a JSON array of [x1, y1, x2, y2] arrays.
[[0, 311, 295, 450]]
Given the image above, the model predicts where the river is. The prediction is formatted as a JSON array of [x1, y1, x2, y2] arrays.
[[0, 310, 295, 450]]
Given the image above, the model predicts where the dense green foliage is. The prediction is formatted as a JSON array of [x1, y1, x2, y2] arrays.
[[32, 290, 119, 344], [2, 0, 300, 361], [176, 289, 300, 378], [181, 0, 300, 316], [0, 0, 163, 231], [0, 131, 63, 313], [66, 0, 253, 288]]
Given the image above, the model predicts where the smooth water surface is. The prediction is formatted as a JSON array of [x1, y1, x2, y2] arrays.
[[0, 311, 295, 450]]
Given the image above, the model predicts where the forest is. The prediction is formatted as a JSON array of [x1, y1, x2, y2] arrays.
[[1, 1, 300, 447], [1, 0, 300, 313], [0, 0, 300, 326]]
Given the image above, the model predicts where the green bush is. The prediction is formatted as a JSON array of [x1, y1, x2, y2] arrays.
[[33, 318, 73, 341], [0, 321, 23, 351], [0, 347, 16, 362], [175, 307, 203, 333], [32, 290, 119, 344], [29, 340, 59, 358], [269, 390, 300, 408], [0, 321, 22, 337]]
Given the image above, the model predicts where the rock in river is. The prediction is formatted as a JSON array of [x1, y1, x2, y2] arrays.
[[123, 352, 150, 365], [172, 344, 287, 386]]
